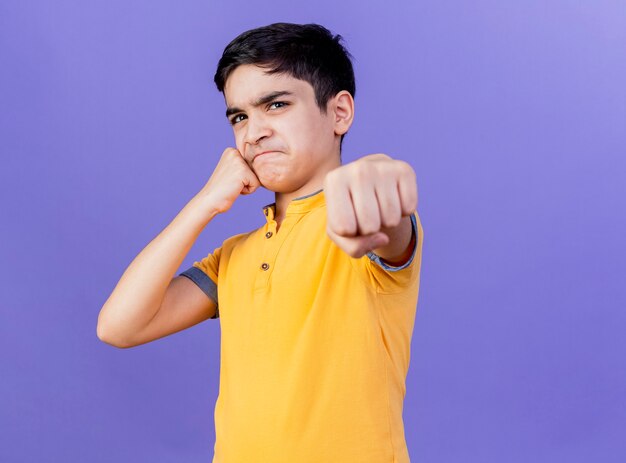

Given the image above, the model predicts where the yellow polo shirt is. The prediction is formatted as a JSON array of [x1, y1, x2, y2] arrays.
[[180, 188, 423, 463]]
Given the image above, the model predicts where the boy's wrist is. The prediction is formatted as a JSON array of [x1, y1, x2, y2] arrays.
[[183, 194, 221, 227]]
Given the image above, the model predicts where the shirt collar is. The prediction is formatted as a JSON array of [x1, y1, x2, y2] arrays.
[[262, 188, 325, 220]]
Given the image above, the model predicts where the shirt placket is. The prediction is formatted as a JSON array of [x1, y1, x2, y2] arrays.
[[254, 205, 291, 291]]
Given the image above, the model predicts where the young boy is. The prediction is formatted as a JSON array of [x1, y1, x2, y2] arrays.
[[97, 22, 424, 463]]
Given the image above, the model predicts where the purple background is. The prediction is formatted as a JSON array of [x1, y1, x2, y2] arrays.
[[1, 1, 625, 461]]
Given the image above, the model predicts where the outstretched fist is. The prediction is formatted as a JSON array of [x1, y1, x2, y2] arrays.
[[323, 153, 417, 259]]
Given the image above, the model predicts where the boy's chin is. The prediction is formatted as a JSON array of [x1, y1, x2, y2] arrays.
[[257, 177, 294, 194]]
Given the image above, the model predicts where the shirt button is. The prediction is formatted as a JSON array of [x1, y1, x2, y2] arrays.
[[265, 231, 273, 239], [261, 263, 270, 271]]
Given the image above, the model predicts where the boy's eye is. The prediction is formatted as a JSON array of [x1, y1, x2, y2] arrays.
[[230, 101, 289, 126], [269, 101, 287, 110]]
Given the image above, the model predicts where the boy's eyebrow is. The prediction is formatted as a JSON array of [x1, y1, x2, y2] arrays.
[[225, 90, 295, 118]]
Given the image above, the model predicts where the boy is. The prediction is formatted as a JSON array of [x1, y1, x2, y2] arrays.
[[97, 22, 423, 463]]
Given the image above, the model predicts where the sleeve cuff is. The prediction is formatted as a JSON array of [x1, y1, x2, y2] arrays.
[[179, 266, 219, 319], [366, 213, 418, 272]]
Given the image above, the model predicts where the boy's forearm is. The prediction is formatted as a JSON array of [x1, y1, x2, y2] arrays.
[[96, 195, 218, 346]]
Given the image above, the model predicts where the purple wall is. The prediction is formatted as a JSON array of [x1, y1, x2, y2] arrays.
[[1, 1, 625, 461]]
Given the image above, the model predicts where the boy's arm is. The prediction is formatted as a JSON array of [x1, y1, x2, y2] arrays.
[[96, 198, 217, 348], [375, 216, 415, 266], [96, 147, 260, 348]]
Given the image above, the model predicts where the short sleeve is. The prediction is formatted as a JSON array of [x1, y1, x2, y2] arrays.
[[178, 245, 221, 319], [350, 211, 424, 294]]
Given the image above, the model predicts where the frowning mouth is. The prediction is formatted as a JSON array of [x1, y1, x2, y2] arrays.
[[253, 151, 278, 161]]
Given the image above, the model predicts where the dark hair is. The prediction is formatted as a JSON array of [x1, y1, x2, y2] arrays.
[[214, 22, 356, 150]]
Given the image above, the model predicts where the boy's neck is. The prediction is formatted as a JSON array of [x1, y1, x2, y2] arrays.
[[272, 152, 342, 227], [273, 184, 321, 227]]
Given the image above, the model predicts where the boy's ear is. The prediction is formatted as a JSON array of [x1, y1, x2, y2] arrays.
[[332, 91, 354, 136]]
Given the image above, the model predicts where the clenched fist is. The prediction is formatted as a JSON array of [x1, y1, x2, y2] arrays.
[[196, 147, 262, 215], [323, 153, 418, 259]]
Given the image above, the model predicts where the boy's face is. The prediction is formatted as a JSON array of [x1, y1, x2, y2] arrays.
[[223, 64, 343, 194]]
